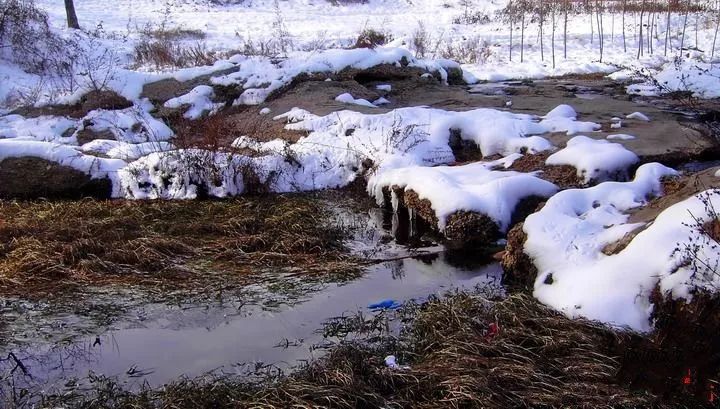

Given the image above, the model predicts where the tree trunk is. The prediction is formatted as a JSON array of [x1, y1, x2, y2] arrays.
[[622, 0, 627, 52], [510, 7, 514, 61], [564, 0, 569, 58], [539, 0, 545, 61], [521, 12, 526, 62], [680, 3, 689, 54], [665, 3, 671, 56], [638, 3, 644, 59], [64, 0, 80, 29], [550, 5, 556, 69], [713, 8, 720, 58]]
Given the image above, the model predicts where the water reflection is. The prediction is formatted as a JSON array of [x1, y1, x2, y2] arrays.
[[2, 254, 502, 397]]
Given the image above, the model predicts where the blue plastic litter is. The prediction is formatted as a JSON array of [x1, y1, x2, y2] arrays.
[[368, 299, 401, 310]]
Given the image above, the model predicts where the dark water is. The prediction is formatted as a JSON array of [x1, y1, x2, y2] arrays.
[[11, 256, 501, 390]]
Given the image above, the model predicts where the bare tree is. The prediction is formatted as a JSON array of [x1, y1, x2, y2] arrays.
[[64, 0, 80, 29], [713, 1, 720, 58], [622, 0, 627, 52], [665, 0, 672, 56]]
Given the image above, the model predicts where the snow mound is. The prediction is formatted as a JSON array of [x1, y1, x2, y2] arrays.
[[522, 163, 696, 330], [368, 156, 558, 232], [163, 85, 223, 119], [335, 93, 377, 108], [606, 134, 636, 140], [546, 135, 639, 183], [626, 112, 650, 121], [119, 150, 248, 199]]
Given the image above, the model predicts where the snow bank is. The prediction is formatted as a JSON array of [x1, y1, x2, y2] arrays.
[[628, 61, 720, 99], [539, 104, 601, 135], [368, 156, 558, 231], [607, 134, 636, 140], [521, 163, 709, 331], [0, 115, 77, 144], [211, 48, 461, 106], [626, 112, 650, 121], [546, 136, 639, 183]]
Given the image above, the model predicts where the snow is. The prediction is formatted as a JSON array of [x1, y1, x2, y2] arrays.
[[368, 156, 557, 232], [546, 135, 639, 183], [209, 48, 457, 107], [163, 85, 223, 119], [0, 115, 77, 144], [607, 134, 636, 140], [335, 93, 377, 108], [627, 61, 720, 99], [716, 169, 720, 178], [376, 84, 392, 92], [626, 112, 650, 122], [539, 104, 601, 135], [523, 163, 683, 330], [259, 108, 272, 115], [373, 97, 391, 106]]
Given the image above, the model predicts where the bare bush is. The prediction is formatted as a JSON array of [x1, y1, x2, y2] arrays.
[[441, 36, 493, 64], [411, 22, 430, 58], [673, 189, 720, 287], [134, 39, 216, 69], [0, 0, 67, 74], [353, 28, 392, 49]]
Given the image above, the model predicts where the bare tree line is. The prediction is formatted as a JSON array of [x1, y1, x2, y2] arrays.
[[501, 0, 720, 66]]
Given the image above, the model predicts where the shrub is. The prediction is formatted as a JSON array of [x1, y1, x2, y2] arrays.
[[441, 36, 493, 64], [134, 39, 216, 69], [0, 0, 67, 74], [353, 28, 392, 49]]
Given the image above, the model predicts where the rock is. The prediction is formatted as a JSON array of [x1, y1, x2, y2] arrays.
[[0, 157, 112, 199], [75, 128, 116, 146], [79, 90, 133, 113]]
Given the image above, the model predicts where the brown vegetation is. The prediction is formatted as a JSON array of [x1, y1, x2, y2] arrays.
[[508, 152, 582, 188], [0, 196, 356, 298]]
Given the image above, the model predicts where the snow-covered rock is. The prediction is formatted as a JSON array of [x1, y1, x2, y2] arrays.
[[546, 135, 639, 183]]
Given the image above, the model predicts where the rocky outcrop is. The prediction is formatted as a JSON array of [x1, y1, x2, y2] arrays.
[[0, 157, 112, 199]]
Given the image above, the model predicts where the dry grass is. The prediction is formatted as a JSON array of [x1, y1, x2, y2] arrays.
[[0, 196, 356, 298], [38, 292, 676, 408], [133, 39, 218, 70]]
